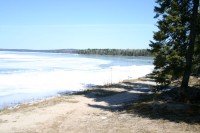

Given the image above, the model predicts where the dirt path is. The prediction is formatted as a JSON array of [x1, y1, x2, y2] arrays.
[[0, 80, 199, 133]]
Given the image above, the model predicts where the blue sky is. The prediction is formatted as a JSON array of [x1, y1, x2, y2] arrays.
[[0, 0, 157, 49]]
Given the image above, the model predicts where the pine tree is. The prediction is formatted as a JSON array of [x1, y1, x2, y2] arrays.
[[149, 0, 199, 99]]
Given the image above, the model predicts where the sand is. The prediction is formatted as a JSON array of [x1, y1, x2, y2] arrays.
[[0, 79, 199, 133]]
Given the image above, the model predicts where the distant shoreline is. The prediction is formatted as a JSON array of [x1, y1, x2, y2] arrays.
[[0, 48, 153, 57], [0, 48, 77, 53]]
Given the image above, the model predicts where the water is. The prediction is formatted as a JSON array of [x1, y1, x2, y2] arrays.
[[0, 51, 154, 109]]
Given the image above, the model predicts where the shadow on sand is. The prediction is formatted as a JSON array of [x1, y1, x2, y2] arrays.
[[70, 78, 200, 124]]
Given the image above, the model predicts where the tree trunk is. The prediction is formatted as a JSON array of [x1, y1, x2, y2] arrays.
[[180, 0, 199, 102]]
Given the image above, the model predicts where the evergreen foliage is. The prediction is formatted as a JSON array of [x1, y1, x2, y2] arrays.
[[149, 0, 200, 93], [77, 49, 152, 56]]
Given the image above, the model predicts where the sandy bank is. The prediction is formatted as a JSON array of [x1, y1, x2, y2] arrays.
[[0, 78, 199, 133]]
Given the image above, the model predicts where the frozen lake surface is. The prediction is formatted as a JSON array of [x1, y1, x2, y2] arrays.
[[0, 51, 154, 109]]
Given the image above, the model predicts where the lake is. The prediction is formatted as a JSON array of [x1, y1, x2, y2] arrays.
[[0, 51, 154, 109]]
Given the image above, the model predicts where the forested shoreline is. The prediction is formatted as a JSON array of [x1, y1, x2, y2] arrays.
[[0, 48, 152, 57], [77, 49, 152, 56]]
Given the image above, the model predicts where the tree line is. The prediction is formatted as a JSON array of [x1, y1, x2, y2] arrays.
[[0, 48, 152, 57], [77, 49, 152, 56]]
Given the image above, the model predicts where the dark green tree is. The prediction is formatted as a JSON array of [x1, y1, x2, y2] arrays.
[[181, 0, 199, 98], [149, 0, 199, 100]]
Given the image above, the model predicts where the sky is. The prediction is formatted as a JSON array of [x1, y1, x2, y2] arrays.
[[0, 0, 157, 50]]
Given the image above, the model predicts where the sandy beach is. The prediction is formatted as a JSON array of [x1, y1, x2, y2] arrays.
[[0, 78, 199, 133]]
